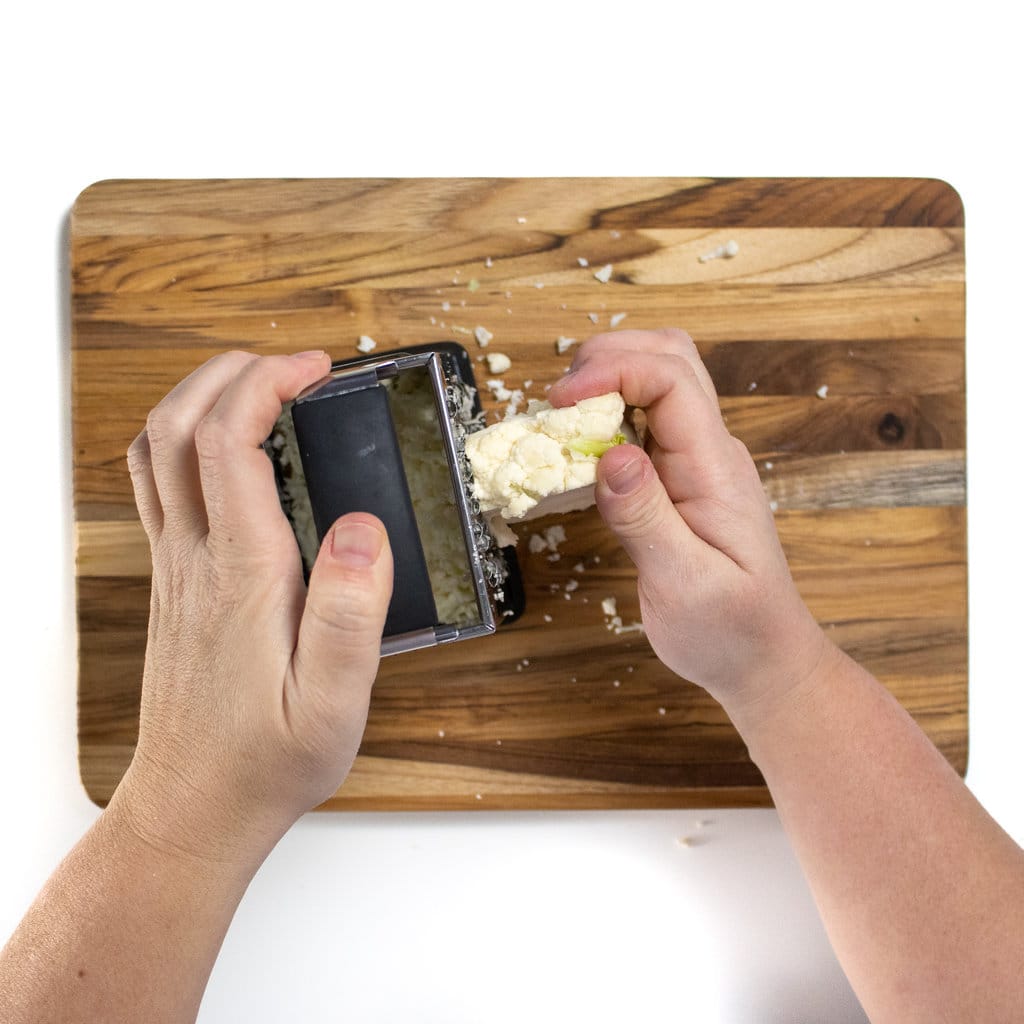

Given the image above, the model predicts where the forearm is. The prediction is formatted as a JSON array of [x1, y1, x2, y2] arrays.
[[731, 640, 1024, 1024], [0, 791, 271, 1024]]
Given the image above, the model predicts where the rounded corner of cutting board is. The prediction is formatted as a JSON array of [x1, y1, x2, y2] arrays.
[[924, 176, 966, 224], [70, 178, 123, 222]]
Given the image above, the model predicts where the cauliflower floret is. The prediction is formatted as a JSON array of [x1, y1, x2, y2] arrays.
[[464, 392, 627, 521]]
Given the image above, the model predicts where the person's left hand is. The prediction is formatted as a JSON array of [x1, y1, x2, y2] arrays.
[[112, 351, 394, 863]]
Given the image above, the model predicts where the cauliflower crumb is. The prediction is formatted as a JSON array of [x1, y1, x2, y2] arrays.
[[475, 326, 493, 348], [517, 216, 527, 224], [523, 379, 533, 389], [564, 578, 579, 593], [609, 312, 627, 328], [556, 336, 577, 355], [528, 533, 548, 554], [543, 525, 567, 550], [577, 257, 589, 267], [573, 561, 585, 573], [614, 622, 646, 635], [356, 335, 377, 353], [543, 613, 553, 623], [816, 385, 829, 399], [501, 390, 524, 418], [587, 312, 600, 324], [601, 597, 617, 617], [594, 264, 613, 283], [441, 301, 451, 312], [485, 257, 493, 268], [486, 352, 512, 374], [698, 239, 740, 263]]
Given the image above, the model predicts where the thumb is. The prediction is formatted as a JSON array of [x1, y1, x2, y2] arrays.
[[294, 513, 394, 696], [595, 444, 696, 577]]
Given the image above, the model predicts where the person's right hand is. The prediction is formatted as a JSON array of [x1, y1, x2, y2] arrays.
[[548, 329, 831, 726]]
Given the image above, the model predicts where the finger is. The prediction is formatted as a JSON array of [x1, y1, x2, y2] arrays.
[[571, 327, 721, 407], [126, 429, 162, 539], [195, 351, 330, 549], [548, 349, 733, 467], [595, 443, 700, 569], [145, 351, 259, 537], [291, 513, 394, 721]]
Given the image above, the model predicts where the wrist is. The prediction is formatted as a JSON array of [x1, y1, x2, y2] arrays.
[[722, 620, 840, 744], [107, 754, 292, 877]]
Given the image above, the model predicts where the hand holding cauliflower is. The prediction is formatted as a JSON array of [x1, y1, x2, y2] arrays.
[[464, 392, 628, 522]]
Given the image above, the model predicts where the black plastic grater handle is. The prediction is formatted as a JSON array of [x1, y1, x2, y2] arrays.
[[290, 382, 439, 638]]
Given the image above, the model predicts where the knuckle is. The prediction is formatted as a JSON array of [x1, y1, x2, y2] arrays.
[[616, 490, 669, 541], [209, 349, 259, 376], [656, 326, 697, 353], [193, 413, 232, 463], [126, 432, 152, 474], [305, 589, 383, 648], [730, 435, 754, 466], [145, 405, 189, 447]]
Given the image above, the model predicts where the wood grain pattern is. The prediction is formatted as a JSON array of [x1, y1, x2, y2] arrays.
[[72, 178, 966, 810]]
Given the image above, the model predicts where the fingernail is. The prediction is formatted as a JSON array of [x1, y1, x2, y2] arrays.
[[330, 521, 384, 566], [607, 457, 644, 495], [293, 349, 326, 360]]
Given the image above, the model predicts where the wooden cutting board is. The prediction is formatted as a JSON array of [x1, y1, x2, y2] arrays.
[[72, 177, 966, 810]]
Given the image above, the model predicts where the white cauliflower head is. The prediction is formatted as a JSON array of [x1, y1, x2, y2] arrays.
[[464, 392, 627, 520]]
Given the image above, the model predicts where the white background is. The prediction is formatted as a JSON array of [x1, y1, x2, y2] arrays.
[[1, 2, 1020, 1020]]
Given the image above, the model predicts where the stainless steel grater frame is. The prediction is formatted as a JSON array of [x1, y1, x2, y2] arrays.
[[279, 345, 522, 657]]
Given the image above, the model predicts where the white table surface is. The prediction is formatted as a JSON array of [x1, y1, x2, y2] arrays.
[[2, 4, 1020, 1020]]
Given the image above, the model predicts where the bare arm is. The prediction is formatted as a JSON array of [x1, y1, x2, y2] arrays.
[[551, 329, 1024, 1023], [0, 798, 265, 1022], [734, 645, 1024, 1023], [0, 351, 394, 1022]]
